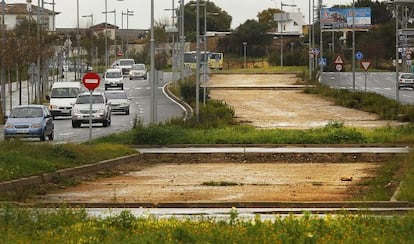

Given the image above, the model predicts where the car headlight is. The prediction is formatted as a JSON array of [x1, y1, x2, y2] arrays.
[[121, 102, 129, 106], [49, 105, 58, 110], [31, 123, 42, 129], [98, 109, 105, 114], [4, 123, 14, 129], [72, 108, 80, 114]]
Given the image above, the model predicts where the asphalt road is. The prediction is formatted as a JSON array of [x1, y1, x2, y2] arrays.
[[320, 72, 414, 105], [1, 71, 186, 143]]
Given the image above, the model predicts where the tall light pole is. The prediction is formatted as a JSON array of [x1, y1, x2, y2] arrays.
[[150, 0, 156, 123], [180, 0, 185, 84], [104, 0, 108, 68], [195, 0, 200, 120], [1, 0, 6, 114], [280, 2, 296, 68], [82, 13, 93, 68], [243, 42, 247, 68], [103, 9, 116, 62], [352, 0, 356, 91], [125, 9, 133, 54]]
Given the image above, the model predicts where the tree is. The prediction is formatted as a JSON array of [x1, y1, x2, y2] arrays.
[[180, 0, 232, 42], [257, 8, 281, 32]]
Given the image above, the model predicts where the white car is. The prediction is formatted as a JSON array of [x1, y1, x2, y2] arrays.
[[104, 68, 124, 90], [398, 73, 414, 90], [47, 81, 82, 118], [105, 90, 130, 115], [129, 63, 147, 80]]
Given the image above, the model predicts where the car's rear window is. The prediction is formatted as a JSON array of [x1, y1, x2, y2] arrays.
[[106, 92, 127, 99], [401, 74, 414, 79], [76, 95, 104, 104], [119, 60, 134, 66]]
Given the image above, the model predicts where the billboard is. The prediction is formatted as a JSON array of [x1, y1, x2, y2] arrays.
[[320, 8, 371, 29]]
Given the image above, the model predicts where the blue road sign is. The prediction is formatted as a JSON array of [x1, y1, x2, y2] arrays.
[[356, 51, 363, 60], [318, 57, 327, 66]]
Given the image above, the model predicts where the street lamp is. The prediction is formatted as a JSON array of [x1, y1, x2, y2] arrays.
[[122, 9, 133, 54], [82, 13, 93, 69], [103, 9, 116, 63], [43, 0, 55, 31], [150, 0, 155, 123], [1, 0, 6, 114], [243, 42, 247, 69], [280, 2, 296, 68]]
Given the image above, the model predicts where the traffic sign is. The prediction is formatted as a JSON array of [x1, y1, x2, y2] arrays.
[[117, 50, 123, 57], [334, 55, 344, 64], [360, 61, 371, 72], [313, 48, 320, 56], [82, 72, 101, 90], [318, 57, 327, 66], [356, 51, 363, 60], [335, 64, 343, 72]]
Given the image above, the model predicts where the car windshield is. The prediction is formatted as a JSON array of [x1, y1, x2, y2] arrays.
[[106, 92, 127, 99], [131, 64, 145, 70], [51, 87, 80, 98], [119, 60, 134, 66], [10, 107, 43, 118], [76, 95, 104, 104], [106, 71, 122, 78]]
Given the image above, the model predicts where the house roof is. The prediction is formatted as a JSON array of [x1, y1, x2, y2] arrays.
[[92, 22, 119, 30], [2, 3, 59, 15]]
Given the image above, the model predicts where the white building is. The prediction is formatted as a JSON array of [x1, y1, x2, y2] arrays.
[[0, 3, 58, 31], [274, 11, 306, 36]]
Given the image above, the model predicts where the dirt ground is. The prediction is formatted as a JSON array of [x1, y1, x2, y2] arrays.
[[32, 74, 400, 204], [208, 74, 406, 129]]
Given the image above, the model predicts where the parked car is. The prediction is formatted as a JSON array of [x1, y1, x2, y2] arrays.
[[104, 68, 124, 90], [71, 91, 112, 128], [398, 72, 414, 90], [105, 90, 130, 115], [47, 81, 82, 118], [129, 63, 147, 80], [4, 105, 54, 141]]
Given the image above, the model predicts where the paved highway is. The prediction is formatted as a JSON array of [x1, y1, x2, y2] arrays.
[[320, 72, 414, 105], [1, 71, 186, 143]]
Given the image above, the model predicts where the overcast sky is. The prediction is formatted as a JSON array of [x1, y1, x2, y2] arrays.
[[7, 0, 351, 29]]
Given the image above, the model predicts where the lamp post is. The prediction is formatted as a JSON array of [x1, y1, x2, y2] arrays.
[[125, 9, 133, 55], [150, 0, 156, 123], [243, 42, 247, 69], [1, 0, 6, 114], [195, 0, 200, 120], [43, 0, 54, 31], [103, 9, 116, 63], [280, 2, 296, 68], [82, 13, 93, 69]]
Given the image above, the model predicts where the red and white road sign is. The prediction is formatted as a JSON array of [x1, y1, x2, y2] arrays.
[[334, 55, 344, 64], [335, 64, 343, 72], [360, 61, 372, 72], [117, 50, 123, 57], [82, 72, 101, 90]]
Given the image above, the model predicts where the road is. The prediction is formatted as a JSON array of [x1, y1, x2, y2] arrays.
[[320, 72, 414, 105], [0, 71, 186, 143]]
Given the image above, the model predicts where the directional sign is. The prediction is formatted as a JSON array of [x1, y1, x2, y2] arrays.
[[334, 55, 344, 64], [82, 72, 101, 90], [356, 51, 363, 60], [360, 61, 371, 72]]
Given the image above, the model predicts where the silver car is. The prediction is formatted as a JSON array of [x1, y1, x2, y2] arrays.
[[105, 90, 130, 115], [71, 91, 112, 128], [129, 63, 147, 80]]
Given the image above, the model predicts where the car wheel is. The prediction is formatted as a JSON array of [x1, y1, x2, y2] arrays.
[[48, 131, 54, 141], [72, 121, 80, 128], [40, 131, 46, 141], [102, 120, 108, 127]]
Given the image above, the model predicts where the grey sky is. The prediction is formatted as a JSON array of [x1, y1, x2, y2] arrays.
[[6, 0, 350, 29]]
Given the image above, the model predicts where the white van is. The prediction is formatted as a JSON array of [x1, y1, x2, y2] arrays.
[[47, 81, 82, 118], [104, 68, 124, 90]]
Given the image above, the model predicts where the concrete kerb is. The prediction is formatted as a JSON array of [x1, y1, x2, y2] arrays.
[[0, 154, 141, 194], [163, 81, 193, 120]]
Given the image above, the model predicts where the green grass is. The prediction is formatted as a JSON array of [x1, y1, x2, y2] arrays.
[[1, 207, 414, 243], [0, 141, 136, 182]]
